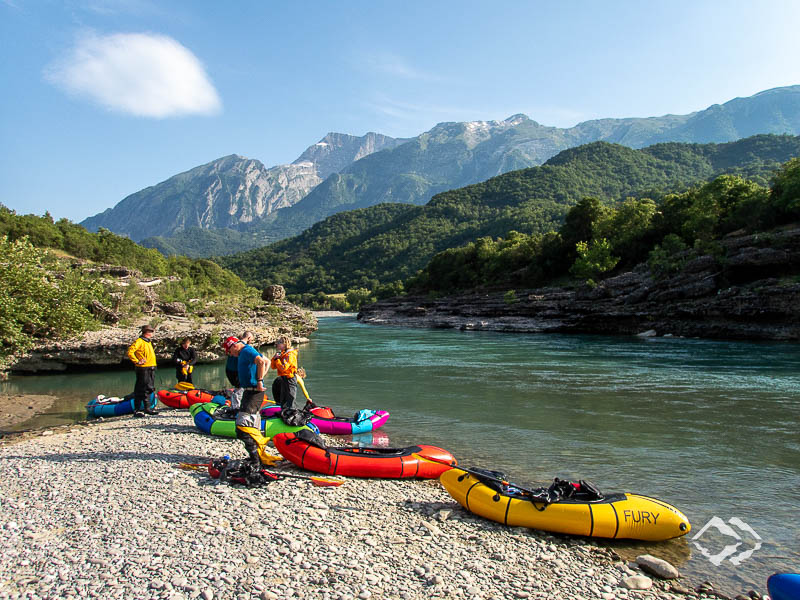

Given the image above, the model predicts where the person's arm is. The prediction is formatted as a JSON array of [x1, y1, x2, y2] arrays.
[[286, 350, 298, 374], [270, 354, 280, 370], [188, 348, 197, 365], [127, 340, 143, 365], [255, 354, 268, 391], [296, 376, 311, 401], [173, 348, 183, 365]]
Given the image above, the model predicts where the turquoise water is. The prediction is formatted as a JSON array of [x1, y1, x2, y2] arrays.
[[3, 316, 798, 595]]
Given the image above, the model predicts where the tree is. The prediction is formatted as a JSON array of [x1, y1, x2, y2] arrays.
[[771, 157, 800, 220], [560, 197, 607, 249], [596, 197, 658, 264], [345, 287, 375, 311], [569, 238, 619, 282]]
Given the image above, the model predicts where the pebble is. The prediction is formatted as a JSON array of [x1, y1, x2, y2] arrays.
[[635, 554, 680, 579], [622, 575, 653, 590], [0, 412, 702, 600]]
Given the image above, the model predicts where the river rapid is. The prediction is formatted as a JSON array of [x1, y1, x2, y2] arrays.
[[3, 316, 798, 596]]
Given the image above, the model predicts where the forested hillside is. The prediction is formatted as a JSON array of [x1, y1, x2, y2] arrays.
[[0, 207, 255, 363], [411, 159, 800, 293], [218, 134, 800, 303], [216, 85, 800, 246]]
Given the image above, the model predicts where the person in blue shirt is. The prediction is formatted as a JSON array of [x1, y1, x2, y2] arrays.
[[225, 337, 276, 467]]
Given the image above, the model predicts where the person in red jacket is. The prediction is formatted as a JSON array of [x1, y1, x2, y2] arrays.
[[270, 335, 298, 410]]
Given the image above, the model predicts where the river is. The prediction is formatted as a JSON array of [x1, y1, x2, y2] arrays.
[[3, 316, 798, 595]]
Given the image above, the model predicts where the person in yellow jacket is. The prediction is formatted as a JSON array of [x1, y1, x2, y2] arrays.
[[270, 335, 299, 411], [127, 324, 158, 418]]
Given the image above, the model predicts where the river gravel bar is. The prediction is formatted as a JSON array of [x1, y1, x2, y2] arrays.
[[0, 412, 699, 600]]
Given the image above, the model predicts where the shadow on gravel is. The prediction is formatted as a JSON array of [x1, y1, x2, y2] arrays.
[[398, 499, 463, 519], [0, 450, 209, 464], [140, 422, 198, 434]]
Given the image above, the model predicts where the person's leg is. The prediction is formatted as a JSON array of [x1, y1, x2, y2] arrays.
[[144, 368, 157, 414], [279, 376, 298, 411], [236, 391, 265, 464], [226, 370, 241, 410], [271, 377, 282, 406], [133, 368, 146, 413], [230, 388, 243, 411], [176, 368, 186, 383]]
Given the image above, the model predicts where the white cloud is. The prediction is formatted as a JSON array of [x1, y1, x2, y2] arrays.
[[45, 31, 222, 118]]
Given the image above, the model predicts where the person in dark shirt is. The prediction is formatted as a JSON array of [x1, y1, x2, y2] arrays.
[[223, 336, 243, 410], [172, 338, 197, 384]]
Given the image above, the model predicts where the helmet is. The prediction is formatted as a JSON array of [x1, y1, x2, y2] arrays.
[[223, 336, 239, 353]]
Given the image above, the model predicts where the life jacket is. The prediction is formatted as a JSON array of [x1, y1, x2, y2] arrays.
[[271, 348, 298, 378]]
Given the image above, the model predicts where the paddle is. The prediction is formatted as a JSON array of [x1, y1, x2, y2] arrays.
[[177, 462, 209, 471], [414, 454, 548, 500], [176, 462, 344, 487], [263, 471, 344, 487]]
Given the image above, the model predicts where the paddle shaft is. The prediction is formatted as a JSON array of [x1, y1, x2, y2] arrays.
[[416, 454, 543, 498], [267, 471, 343, 486]]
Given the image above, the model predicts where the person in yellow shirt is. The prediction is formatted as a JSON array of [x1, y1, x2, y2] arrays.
[[296, 367, 312, 406], [127, 324, 158, 418], [270, 335, 298, 410]]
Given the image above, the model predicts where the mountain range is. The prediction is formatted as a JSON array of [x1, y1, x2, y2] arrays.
[[80, 85, 800, 256], [217, 134, 800, 295], [80, 132, 405, 244]]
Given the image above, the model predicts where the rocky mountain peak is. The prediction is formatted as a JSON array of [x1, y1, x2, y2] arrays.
[[293, 131, 406, 179], [504, 113, 532, 125]]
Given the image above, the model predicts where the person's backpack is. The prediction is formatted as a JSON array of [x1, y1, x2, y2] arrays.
[[280, 407, 312, 427]]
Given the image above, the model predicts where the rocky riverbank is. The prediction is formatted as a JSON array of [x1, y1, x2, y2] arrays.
[[0, 413, 739, 600], [359, 227, 800, 341], [8, 301, 317, 375]]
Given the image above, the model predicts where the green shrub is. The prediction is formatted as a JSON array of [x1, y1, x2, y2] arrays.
[[0, 236, 101, 358], [570, 238, 619, 281], [647, 234, 688, 278], [345, 287, 376, 311]]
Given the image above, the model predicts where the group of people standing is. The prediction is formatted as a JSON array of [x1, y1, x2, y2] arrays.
[[126, 325, 306, 465], [222, 333, 299, 465]]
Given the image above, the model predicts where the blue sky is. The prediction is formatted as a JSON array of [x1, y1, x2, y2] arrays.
[[2, 0, 799, 222]]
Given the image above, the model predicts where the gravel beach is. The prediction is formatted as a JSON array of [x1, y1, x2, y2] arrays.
[[0, 413, 704, 600]]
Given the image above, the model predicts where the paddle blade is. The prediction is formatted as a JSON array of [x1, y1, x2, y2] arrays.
[[177, 462, 210, 471], [310, 477, 344, 487], [412, 452, 455, 467], [175, 382, 195, 391]]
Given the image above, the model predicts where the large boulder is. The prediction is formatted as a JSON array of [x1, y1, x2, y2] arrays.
[[262, 285, 286, 302], [156, 301, 187, 316], [88, 300, 120, 324]]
